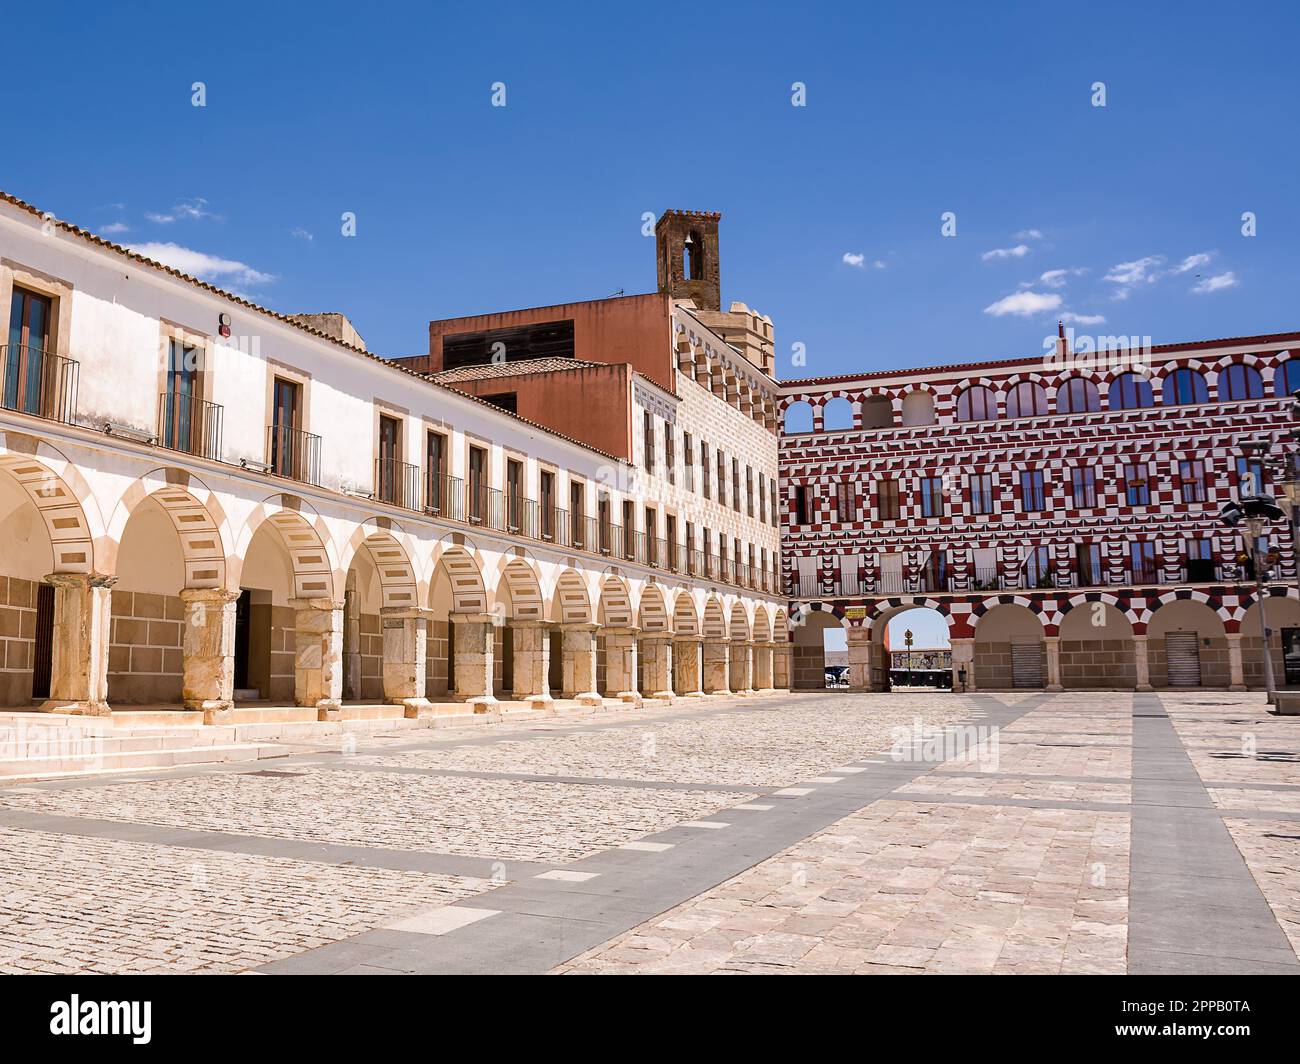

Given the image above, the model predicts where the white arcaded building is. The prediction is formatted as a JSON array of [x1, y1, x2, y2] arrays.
[[0, 192, 788, 727]]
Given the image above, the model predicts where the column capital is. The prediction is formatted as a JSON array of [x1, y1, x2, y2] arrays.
[[180, 587, 241, 605], [450, 611, 497, 625], [602, 625, 641, 639], [289, 597, 345, 612], [561, 622, 601, 634], [380, 605, 434, 620], [45, 572, 117, 590]]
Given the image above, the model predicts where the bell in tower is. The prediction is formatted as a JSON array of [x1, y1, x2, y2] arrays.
[[655, 210, 721, 312]]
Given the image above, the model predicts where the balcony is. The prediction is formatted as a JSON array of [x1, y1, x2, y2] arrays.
[[466, 480, 503, 527], [426, 471, 464, 521], [157, 390, 223, 461], [375, 457, 420, 510], [1, 345, 78, 426], [267, 423, 321, 486]]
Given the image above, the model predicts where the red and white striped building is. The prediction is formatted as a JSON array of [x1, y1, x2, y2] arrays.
[[778, 329, 1300, 692]]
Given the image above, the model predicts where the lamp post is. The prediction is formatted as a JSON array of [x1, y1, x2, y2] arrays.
[[1222, 483, 1285, 698]]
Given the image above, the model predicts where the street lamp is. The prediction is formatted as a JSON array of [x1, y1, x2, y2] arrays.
[[1221, 486, 1285, 697]]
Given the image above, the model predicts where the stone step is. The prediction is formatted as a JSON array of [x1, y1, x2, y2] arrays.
[[336, 704, 406, 721], [230, 705, 319, 725], [233, 688, 262, 702], [0, 742, 283, 781]]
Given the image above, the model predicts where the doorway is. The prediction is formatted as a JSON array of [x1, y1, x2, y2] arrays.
[[31, 583, 54, 701]]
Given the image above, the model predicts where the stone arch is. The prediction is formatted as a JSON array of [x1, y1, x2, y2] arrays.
[[597, 574, 634, 627], [1057, 600, 1135, 689], [1146, 596, 1229, 688], [752, 603, 773, 643], [701, 595, 727, 639], [338, 518, 420, 610], [493, 554, 545, 622], [549, 567, 594, 624], [104, 467, 233, 590], [901, 388, 937, 426], [772, 607, 789, 642], [728, 600, 751, 642], [783, 399, 814, 434], [822, 396, 854, 431], [638, 583, 671, 632], [973, 602, 1046, 689], [861, 394, 894, 428], [672, 590, 700, 636], [0, 430, 104, 575], [429, 541, 490, 613], [232, 493, 338, 599]]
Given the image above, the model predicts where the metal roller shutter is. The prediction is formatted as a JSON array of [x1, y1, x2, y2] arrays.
[[1011, 640, 1045, 688], [1165, 632, 1201, 686]]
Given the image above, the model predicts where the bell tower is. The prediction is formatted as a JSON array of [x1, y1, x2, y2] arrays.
[[655, 210, 721, 312]]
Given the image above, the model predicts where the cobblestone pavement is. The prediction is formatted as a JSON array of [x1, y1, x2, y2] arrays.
[[0, 690, 1295, 975]]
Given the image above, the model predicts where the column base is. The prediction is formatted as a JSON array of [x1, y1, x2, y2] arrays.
[[316, 699, 343, 721], [649, 690, 674, 702], [617, 691, 643, 707], [1136, 684, 1154, 692], [200, 699, 234, 725], [37, 698, 111, 717], [676, 690, 705, 698], [467, 696, 500, 714], [400, 698, 434, 719], [1229, 684, 1247, 692], [526, 694, 556, 712], [574, 692, 603, 708], [1045, 684, 1063, 693]]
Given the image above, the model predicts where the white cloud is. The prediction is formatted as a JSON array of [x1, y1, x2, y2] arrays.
[[100, 222, 130, 236], [1171, 252, 1213, 274], [290, 227, 314, 242], [841, 252, 884, 270], [982, 244, 1031, 261], [983, 290, 1062, 317], [146, 197, 219, 224], [1103, 255, 1165, 298], [1060, 311, 1107, 325], [1037, 267, 1086, 288], [1192, 271, 1237, 294], [128, 241, 274, 288], [1015, 228, 1044, 240]]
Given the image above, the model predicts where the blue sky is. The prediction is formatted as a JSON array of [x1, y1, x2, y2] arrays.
[[5, 1, 1298, 378]]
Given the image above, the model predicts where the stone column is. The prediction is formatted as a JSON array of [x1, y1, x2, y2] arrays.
[[1133, 635, 1153, 691], [39, 573, 115, 716], [950, 637, 976, 692], [847, 626, 874, 691], [342, 569, 361, 700], [729, 640, 754, 694], [381, 606, 433, 717], [752, 641, 775, 691], [641, 634, 675, 700], [1225, 632, 1246, 691], [1044, 635, 1063, 692], [562, 623, 602, 706], [772, 643, 792, 691], [511, 621, 554, 709], [603, 626, 642, 705], [290, 598, 344, 720], [452, 612, 498, 711], [703, 639, 732, 694], [179, 588, 239, 724], [673, 638, 704, 697]]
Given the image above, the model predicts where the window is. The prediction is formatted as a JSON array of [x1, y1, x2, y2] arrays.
[[770, 477, 778, 526], [683, 432, 694, 491], [1071, 467, 1097, 508], [759, 475, 766, 523], [506, 459, 523, 531], [1163, 367, 1208, 406], [468, 445, 487, 521], [700, 442, 710, 499], [378, 415, 402, 505], [645, 506, 658, 565], [541, 470, 556, 539], [1219, 363, 1264, 401], [666, 514, 678, 570], [686, 521, 695, 571], [1056, 377, 1100, 413], [1178, 460, 1206, 503], [1124, 462, 1150, 506], [955, 385, 998, 421], [1109, 372, 1154, 409], [269, 377, 303, 478], [1005, 381, 1048, 418], [732, 457, 740, 512], [570, 480, 586, 547], [664, 421, 675, 484], [1076, 542, 1102, 586], [1130, 541, 1159, 582], [1237, 456, 1265, 495], [4, 286, 52, 416], [835, 481, 855, 522], [1023, 546, 1051, 587], [1275, 358, 1300, 397], [717, 450, 727, 508], [161, 336, 202, 454], [920, 476, 945, 517], [643, 411, 655, 472], [1020, 470, 1046, 512], [746, 466, 754, 517], [621, 498, 635, 559], [1186, 537, 1214, 581], [426, 431, 447, 514], [597, 493, 611, 553], [878, 478, 900, 520], [794, 485, 809, 525], [970, 473, 995, 515]]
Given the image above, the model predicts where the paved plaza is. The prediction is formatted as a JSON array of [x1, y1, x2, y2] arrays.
[[0, 690, 1297, 975]]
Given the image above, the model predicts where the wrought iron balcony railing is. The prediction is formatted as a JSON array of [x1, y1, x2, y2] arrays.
[[157, 390, 222, 461], [1, 345, 78, 426], [376, 457, 421, 510], [266, 423, 321, 486]]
